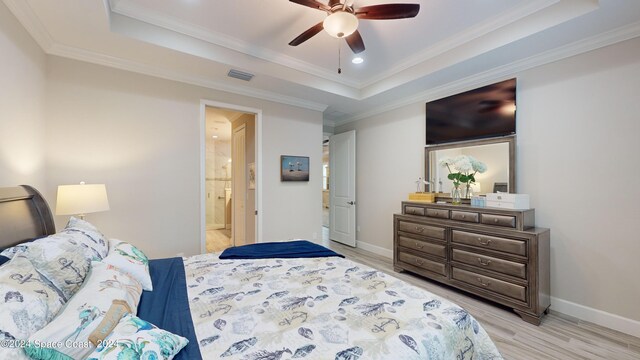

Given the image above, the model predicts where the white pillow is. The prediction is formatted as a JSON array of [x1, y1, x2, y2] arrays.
[[0, 256, 65, 359], [102, 239, 153, 291], [24, 261, 142, 360], [86, 314, 188, 360]]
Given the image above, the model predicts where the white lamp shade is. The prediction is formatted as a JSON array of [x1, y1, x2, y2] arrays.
[[56, 183, 110, 216], [323, 11, 359, 38]]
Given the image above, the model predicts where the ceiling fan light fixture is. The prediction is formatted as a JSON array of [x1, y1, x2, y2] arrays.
[[323, 11, 358, 38]]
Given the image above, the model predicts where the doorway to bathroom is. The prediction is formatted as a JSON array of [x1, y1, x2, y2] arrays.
[[204, 106, 256, 252]]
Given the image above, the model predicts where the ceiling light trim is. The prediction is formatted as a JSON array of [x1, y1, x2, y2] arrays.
[[109, 0, 361, 89], [332, 20, 640, 127]]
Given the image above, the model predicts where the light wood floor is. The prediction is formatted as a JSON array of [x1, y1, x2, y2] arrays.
[[206, 228, 232, 253], [324, 237, 640, 360]]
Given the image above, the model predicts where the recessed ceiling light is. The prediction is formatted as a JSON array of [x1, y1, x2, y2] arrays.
[[212, 135, 218, 139], [352, 57, 364, 64]]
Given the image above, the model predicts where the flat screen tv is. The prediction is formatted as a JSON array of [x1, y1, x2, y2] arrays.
[[426, 78, 516, 145]]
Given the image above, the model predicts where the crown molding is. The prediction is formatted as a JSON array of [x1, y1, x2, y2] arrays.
[[48, 43, 328, 112], [3, 0, 54, 51], [109, 0, 361, 89], [334, 20, 640, 127], [360, 0, 559, 89]]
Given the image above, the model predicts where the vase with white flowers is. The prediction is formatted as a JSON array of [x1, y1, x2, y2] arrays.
[[439, 155, 487, 204]]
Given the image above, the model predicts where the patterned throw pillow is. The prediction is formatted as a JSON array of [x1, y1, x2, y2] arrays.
[[22, 241, 90, 301], [0, 256, 65, 359], [0, 243, 31, 260], [24, 261, 143, 360], [1, 217, 109, 263], [61, 217, 109, 261], [86, 313, 188, 360], [102, 239, 152, 291]]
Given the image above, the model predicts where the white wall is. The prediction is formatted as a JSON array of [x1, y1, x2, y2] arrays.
[[44, 56, 323, 259], [337, 102, 425, 257], [0, 2, 47, 189], [337, 37, 640, 333]]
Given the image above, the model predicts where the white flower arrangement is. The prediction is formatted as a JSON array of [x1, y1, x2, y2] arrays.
[[440, 155, 487, 188]]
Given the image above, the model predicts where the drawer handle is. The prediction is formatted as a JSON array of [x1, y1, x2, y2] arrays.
[[493, 218, 499, 223], [415, 226, 425, 233], [476, 277, 491, 287], [461, 215, 466, 219], [414, 242, 424, 249], [478, 258, 492, 266], [414, 258, 424, 266], [477, 238, 492, 246]]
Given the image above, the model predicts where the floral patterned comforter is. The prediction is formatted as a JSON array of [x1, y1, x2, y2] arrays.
[[184, 254, 503, 360]]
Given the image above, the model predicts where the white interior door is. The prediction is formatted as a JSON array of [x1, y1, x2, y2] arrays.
[[329, 130, 356, 247], [232, 124, 246, 246]]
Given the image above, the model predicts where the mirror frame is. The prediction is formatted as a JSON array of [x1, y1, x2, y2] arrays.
[[425, 135, 516, 197]]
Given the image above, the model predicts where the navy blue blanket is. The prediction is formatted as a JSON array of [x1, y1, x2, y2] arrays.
[[219, 240, 344, 259], [0, 255, 9, 266], [137, 258, 202, 360]]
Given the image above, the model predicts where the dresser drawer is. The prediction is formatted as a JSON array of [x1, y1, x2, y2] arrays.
[[451, 210, 479, 223], [481, 213, 516, 228], [404, 206, 425, 216], [452, 230, 526, 256], [452, 249, 526, 279], [426, 208, 449, 219], [452, 267, 526, 302], [398, 221, 445, 240], [398, 251, 447, 276], [398, 236, 446, 259]]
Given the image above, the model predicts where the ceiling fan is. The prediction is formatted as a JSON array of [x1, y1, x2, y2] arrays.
[[288, 0, 420, 54]]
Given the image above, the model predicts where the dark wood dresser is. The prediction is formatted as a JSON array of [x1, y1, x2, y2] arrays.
[[393, 201, 550, 324]]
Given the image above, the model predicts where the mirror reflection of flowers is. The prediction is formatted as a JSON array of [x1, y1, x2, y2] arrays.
[[439, 155, 487, 201]]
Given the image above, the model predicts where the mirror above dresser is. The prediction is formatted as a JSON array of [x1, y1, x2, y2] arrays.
[[425, 135, 516, 197]]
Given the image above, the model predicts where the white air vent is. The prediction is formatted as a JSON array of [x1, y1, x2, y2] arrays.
[[228, 69, 254, 81]]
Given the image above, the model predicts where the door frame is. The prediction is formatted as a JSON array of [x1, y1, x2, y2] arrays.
[[231, 123, 246, 247], [199, 100, 262, 254]]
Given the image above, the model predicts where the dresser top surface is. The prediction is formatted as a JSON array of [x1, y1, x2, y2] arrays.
[[401, 201, 534, 214]]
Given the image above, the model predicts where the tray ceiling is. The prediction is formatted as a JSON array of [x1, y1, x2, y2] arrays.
[[5, 0, 640, 125]]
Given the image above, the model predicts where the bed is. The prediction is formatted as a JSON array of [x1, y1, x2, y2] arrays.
[[0, 185, 503, 359]]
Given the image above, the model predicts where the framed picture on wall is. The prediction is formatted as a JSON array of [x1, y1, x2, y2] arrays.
[[281, 155, 309, 182], [248, 162, 256, 189]]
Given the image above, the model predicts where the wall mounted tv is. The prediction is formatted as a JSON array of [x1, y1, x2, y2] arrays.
[[426, 78, 516, 145]]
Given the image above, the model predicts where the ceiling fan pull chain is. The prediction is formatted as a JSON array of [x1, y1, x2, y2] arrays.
[[338, 42, 342, 74]]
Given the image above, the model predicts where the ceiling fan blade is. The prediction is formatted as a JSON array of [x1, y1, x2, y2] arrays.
[[289, 0, 331, 12], [289, 22, 324, 46], [355, 4, 420, 20], [346, 30, 365, 54]]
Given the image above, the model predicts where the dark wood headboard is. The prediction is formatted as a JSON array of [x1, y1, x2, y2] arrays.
[[0, 185, 56, 250]]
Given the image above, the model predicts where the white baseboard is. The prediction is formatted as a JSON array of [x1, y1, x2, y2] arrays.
[[356, 241, 393, 259], [551, 296, 640, 338]]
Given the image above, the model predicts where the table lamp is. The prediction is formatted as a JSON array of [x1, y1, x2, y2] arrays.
[[56, 182, 110, 219]]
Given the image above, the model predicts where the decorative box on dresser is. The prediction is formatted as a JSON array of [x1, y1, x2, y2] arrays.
[[394, 201, 550, 325]]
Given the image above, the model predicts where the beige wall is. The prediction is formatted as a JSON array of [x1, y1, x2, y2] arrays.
[[43, 56, 323, 259], [337, 37, 640, 332], [0, 2, 47, 190]]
